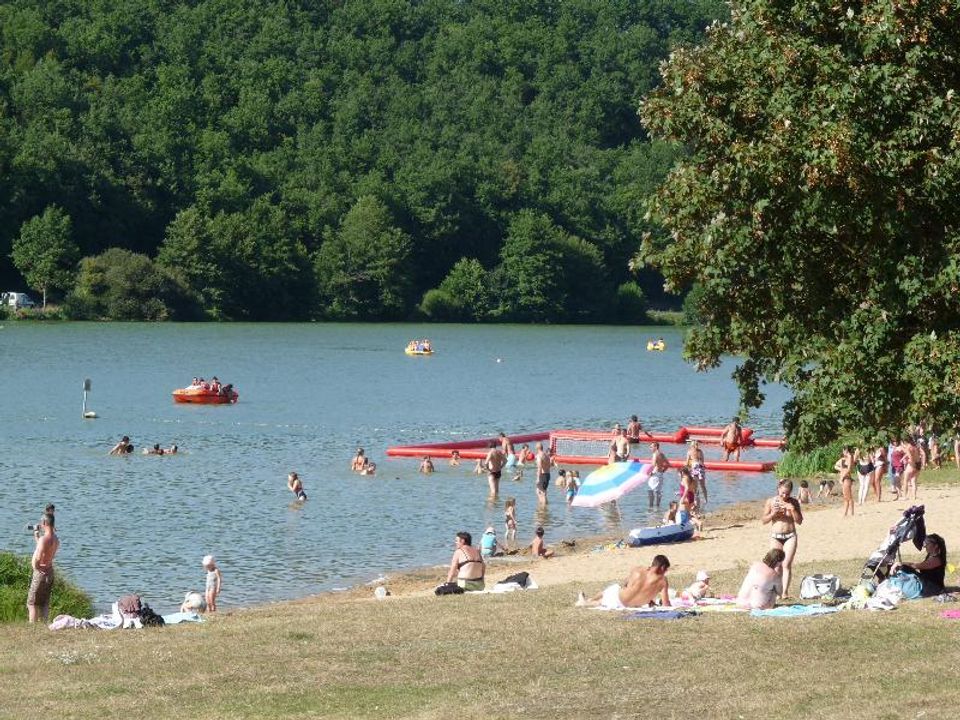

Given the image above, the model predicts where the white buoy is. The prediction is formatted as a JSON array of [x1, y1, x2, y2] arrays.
[[82, 378, 97, 419]]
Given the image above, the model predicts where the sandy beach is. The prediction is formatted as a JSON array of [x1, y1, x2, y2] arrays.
[[381, 483, 959, 598]]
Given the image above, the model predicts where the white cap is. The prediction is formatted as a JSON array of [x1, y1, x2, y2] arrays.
[[485, 526, 495, 534], [696, 570, 710, 582], [202, 555, 215, 567]]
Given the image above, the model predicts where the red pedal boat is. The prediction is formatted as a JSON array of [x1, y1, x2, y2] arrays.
[[172, 386, 238, 404]]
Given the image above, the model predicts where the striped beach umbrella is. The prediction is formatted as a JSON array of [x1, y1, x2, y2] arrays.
[[571, 461, 652, 508]]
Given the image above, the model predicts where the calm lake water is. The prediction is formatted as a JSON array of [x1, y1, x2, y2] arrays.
[[0, 322, 788, 610]]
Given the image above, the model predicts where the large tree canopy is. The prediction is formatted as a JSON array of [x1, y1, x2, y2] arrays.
[[0, 0, 726, 321], [641, 1, 960, 449]]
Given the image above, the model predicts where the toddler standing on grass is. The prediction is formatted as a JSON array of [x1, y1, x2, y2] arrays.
[[203, 554, 222, 612]]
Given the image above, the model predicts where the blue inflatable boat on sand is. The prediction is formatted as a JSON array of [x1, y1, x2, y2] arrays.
[[627, 521, 695, 547]]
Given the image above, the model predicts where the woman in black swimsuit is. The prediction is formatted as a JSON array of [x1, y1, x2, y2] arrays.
[[446, 531, 485, 591]]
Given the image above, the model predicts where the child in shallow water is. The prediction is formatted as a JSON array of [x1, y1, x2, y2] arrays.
[[504, 497, 518, 543]]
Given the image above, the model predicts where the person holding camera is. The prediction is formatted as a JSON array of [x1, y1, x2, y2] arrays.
[[27, 513, 59, 623], [762, 479, 803, 599]]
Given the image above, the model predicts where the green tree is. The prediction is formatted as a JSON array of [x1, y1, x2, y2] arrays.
[[68, 248, 197, 321], [419, 257, 492, 321], [315, 195, 413, 319], [641, 1, 960, 449], [11, 205, 79, 308]]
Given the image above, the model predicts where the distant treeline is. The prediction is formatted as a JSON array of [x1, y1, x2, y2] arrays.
[[0, 0, 724, 321]]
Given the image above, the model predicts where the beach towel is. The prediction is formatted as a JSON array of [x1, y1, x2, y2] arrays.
[[161, 612, 204, 624], [621, 609, 696, 620], [939, 610, 960, 619], [750, 604, 840, 618]]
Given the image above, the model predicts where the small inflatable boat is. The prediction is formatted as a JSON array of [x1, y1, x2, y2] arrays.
[[404, 347, 434, 356], [626, 521, 694, 547], [172, 386, 238, 404], [646, 340, 666, 352]]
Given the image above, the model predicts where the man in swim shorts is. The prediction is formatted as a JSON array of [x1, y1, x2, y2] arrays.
[[485, 441, 506, 497], [648, 442, 668, 508], [611, 429, 631, 462], [576, 555, 671, 609], [534, 443, 551, 505], [27, 513, 59, 623], [721, 416, 743, 462]]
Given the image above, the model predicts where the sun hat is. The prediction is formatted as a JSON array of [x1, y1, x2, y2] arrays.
[[202, 554, 215, 566], [696, 570, 710, 582], [484, 526, 495, 534]]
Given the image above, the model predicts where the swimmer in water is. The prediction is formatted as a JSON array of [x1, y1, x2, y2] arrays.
[[287, 472, 307, 501]]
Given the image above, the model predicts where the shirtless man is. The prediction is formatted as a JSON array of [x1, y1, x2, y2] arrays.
[[762, 479, 803, 598], [27, 513, 59, 623], [611, 429, 631, 463], [647, 442, 669, 507], [900, 437, 921, 500], [108, 436, 133, 455], [534, 442, 552, 505], [484, 440, 506, 496], [721, 416, 743, 462], [350, 448, 367, 472], [625, 415, 650, 443], [576, 555, 671, 609]]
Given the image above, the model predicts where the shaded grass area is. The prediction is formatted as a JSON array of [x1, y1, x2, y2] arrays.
[[0, 552, 92, 623], [1, 557, 958, 719]]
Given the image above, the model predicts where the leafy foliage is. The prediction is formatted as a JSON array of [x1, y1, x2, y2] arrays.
[[0, 0, 726, 320], [641, 1, 960, 449], [68, 248, 198, 321], [0, 551, 92, 623], [10, 205, 79, 307]]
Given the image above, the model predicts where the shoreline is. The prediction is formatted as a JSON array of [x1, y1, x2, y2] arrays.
[[300, 478, 959, 605]]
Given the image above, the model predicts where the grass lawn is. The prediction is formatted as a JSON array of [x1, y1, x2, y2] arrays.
[[1, 555, 958, 719]]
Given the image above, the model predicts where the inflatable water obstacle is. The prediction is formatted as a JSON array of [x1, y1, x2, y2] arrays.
[[387, 426, 783, 472]]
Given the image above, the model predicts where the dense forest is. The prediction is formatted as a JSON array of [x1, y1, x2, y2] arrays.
[[0, 0, 723, 321]]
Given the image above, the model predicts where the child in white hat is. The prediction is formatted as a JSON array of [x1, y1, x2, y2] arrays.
[[680, 570, 711, 602], [203, 555, 222, 612]]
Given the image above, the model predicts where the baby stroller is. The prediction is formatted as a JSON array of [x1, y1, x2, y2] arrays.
[[860, 505, 926, 584]]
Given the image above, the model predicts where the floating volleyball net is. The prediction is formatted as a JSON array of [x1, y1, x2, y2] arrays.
[[550, 430, 615, 463]]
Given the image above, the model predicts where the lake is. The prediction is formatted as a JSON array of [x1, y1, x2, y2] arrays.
[[0, 322, 788, 610]]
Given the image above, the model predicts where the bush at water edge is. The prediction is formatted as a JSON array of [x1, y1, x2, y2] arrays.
[[0, 551, 92, 623]]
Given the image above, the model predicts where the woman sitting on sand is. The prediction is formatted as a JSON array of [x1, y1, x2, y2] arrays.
[[446, 531, 485, 591], [762, 479, 803, 599]]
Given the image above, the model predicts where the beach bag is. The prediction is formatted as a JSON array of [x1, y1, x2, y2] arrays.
[[139, 603, 165, 627], [434, 582, 465, 596], [800, 574, 841, 599], [882, 572, 923, 600], [117, 594, 142, 619]]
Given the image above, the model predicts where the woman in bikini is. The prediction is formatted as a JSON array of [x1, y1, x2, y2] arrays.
[[685, 439, 708, 506], [872, 444, 887, 502], [446, 531, 485, 591], [762, 479, 803, 599], [835, 446, 855, 516]]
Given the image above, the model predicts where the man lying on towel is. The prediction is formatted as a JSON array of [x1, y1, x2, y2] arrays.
[[576, 555, 671, 609]]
